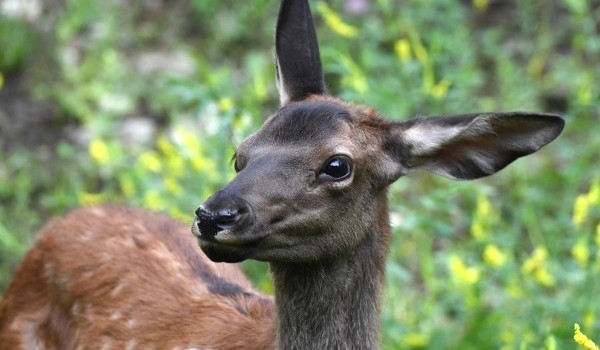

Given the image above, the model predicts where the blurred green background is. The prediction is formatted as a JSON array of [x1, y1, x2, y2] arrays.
[[1, 0, 599, 348]]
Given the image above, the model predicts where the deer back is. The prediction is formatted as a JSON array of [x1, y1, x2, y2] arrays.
[[0, 206, 276, 349]]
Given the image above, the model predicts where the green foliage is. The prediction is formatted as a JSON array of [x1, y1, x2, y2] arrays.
[[0, 16, 35, 72], [1, 0, 599, 348]]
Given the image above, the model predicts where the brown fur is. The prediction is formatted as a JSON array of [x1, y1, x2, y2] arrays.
[[0, 206, 276, 349]]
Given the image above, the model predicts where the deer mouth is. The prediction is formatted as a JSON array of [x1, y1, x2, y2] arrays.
[[196, 235, 265, 263], [192, 214, 267, 263]]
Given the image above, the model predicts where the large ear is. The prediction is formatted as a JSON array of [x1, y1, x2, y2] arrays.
[[391, 112, 565, 180], [275, 0, 327, 106]]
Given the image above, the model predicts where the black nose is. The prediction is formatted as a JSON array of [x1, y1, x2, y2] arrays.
[[194, 205, 251, 240]]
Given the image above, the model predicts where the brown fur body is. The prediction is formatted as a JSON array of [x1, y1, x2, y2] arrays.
[[0, 206, 276, 349]]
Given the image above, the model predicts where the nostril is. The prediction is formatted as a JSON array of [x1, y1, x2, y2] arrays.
[[214, 209, 239, 225], [194, 207, 221, 239], [194, 204, 252, 240], [195, 207, 211, 219]]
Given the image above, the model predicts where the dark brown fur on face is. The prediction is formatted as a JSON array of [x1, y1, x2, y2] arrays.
[[0, 206, 276, 349]]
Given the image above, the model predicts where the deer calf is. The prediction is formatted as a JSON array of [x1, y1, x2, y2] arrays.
[[0, 0, 563, 349]]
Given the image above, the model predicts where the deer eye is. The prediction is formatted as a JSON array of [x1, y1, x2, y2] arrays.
[[320, 156, 352, 181], [232, 153, 246, 173]]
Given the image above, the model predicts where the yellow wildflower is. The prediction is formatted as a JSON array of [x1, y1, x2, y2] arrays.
[[572, 240, 590, 268], [577, 80, 593, 106], [430, 79, 451, 100], [164, 176, 184, 196], [167, 156, 185, 178], [528, 55, 546, 78], [589, 181, 600, 204], [545, 335, 557, 350], [316, 2, 357, 38], [169, 207, 190, 223], [574, 178, 600, 227], [337, 54, 368, 93], [595, 224, 600, 248], [409, 31, 429, 67], [449, 255, 480, 285], [483, 244, 507, 268], [522, 247, 548, 274], [585, 312, 596, 331], [473, 0, 489, 11], [139, 151, 162, 173], [89, 138, 110, 165], [157, 135, 176, 158], [534, 267, 555, 287], [144, 190, 163, 211], [471, 194, 496, 241], [218, 97, 234, 112], [394, 39, 412, 63], [402, 332, 429, 347], [78, 192, 107, 206], [574, 323, 600, 350], [522, 247, 555, 286], [573, 194, 591, 228], [177, 126, 201, 155], [119, 176, 136, 198]]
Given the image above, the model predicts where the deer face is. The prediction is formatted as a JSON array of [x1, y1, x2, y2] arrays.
[[192, 0, 564, 264], [193, 97, 395, 263]]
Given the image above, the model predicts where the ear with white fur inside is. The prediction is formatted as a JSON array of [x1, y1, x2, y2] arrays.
[[393, 112, 565, 180]]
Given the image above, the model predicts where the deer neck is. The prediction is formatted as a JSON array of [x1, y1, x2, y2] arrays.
[[270, 200, 391, 350]]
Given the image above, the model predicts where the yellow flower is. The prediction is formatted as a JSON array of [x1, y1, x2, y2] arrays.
[[572, 240, 590, 268], [119, 176, 136, 198], [139, 151, 162, 173], [574, 179, 600, 228], [157, 135, 176, 158], [471, 194, 496, 241], [449, 255, 480, 285], [589, 181, 600, 204], [585, 312, 596, 331], [394, 39, 412, 63], [528, 55, 546, 78], [545, 335, 557, 350], [483, 244, 507, 268], [78, 192, 107, 206], [430, 79, 451, 100], [573, 194, 591, 228], [534, 267, 555, 287], [144, 190, 163, 211], [218, 97, 234, 112], [522, 247, 555, 287], [89, 138, 110, 165], [402, 332, 429, 347], [337, 54, 368, 93], [168, 207, 190, 223], [574, 323, 600, 350], [473, 0, 489, 11], [164, 176, 184, 196], [316, 2, 357, 38], [522, 247, 548, 274], [595, 224, 600, 248]]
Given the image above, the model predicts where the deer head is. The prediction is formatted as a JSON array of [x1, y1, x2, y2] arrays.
[[192, 0, 564, 267]]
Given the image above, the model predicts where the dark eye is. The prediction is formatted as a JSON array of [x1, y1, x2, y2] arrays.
[[321, 157, 352, 180], [232, 153, 245, 173]]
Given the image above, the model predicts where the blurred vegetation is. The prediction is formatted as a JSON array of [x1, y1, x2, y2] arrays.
[[1, 0, 599, 348]]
